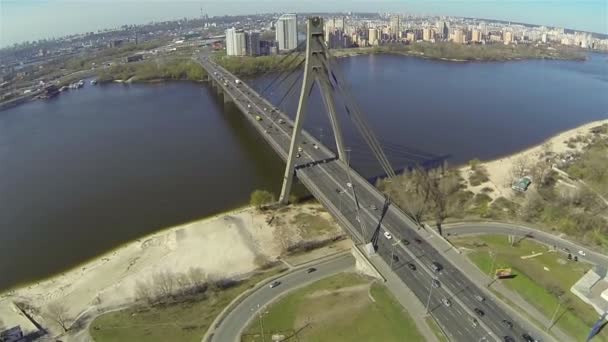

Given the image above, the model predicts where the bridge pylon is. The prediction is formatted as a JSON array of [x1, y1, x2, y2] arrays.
[[279, 16, 347, 204]]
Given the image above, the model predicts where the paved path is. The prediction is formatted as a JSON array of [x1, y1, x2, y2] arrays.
[[209, 254, 355, 342], [444, 222, 608, 266]]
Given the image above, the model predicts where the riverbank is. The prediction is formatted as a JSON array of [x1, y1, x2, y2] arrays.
[[0, 203, 347, 337], [460, 118, 608, 200], [332, 42, 586, 62]]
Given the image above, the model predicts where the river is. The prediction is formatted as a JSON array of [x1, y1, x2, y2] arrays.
[[1, 53, 606, 291]]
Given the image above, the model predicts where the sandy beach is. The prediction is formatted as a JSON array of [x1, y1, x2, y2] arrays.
[[0, 203, 344, 338], [460, 119, 608, 200]]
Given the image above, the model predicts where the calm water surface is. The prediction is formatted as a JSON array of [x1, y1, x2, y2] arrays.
[[1, 53, 606, 290]]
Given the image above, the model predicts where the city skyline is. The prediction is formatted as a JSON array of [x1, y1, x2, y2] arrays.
[[1, 0, 607, 48]]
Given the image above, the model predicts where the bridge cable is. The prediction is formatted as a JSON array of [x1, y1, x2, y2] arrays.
[[315, 41, 396, 179], [259, 42, 306, 96]]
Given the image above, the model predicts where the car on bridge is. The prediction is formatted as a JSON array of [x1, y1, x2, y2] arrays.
[[431, 279, 440, 288], [441, 298, 452, 307], [383, 231, 392, 239], [502, 319, 513, 329], [269, 281, 281, 288], [474, 308, 485, 317], [407, 263, 416, 271], [431, 262, 443, 272]]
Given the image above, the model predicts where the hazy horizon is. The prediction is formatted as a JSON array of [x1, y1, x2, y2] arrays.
[[1, 0, 607, 48]]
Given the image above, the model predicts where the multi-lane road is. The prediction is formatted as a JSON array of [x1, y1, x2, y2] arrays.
[[198, 55, 546, 342]]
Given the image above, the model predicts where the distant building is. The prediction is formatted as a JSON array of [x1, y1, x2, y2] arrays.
[[422, 28, 432, 41], [368, 28, 379, 46], [471, 29, 482, 43], [226, 27, 246, 56], [541, 33, 548, 43], [246, 31, 261, 56], [452, 29, 465, 44], [390, 15, 401, 39], [276, 14, 298, 51], [406, 31, 415, 42], [504, 31, 513, 45]]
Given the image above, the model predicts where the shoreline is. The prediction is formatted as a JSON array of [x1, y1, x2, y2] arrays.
[[0, 202, 345, 338], [0, 204, 249, 296], [460, 118, 608, 200]]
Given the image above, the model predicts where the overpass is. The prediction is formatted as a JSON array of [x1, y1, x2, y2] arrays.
[[196, 17, 549, 342]]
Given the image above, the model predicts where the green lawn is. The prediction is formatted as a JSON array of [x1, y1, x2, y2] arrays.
[[242, 272, 424, 342], [453, 235, 605, 342], [89, 267, 286, 342]]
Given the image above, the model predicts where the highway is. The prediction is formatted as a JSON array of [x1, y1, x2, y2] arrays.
[[211, 254, 355, 342], [198, 55, 546, 342], [445, 222, 608, 266]]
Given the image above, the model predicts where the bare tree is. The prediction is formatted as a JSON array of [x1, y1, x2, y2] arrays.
[[152, 271, 176, 298], [187, 267, 207, 289], [511, 156, 530, 180], [134, 280, 155, 304], [531, 158, 553, 187], [416, 168, 461, 235], [47, 302, 71, 333]]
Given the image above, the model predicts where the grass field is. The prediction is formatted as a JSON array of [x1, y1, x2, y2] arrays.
[[242, 272, 424, 342], [452, 235, 605, 342], [89, 267, 286, 342]]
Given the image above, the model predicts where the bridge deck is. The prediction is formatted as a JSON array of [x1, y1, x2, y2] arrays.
[[197, 55, 543, 342]]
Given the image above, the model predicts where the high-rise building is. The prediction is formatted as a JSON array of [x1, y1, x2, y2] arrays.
[[368, 28, 379, 46], [390, 15, 401, 39], [406, 32, 415, 42], [541, 33, 548, 43], [225, 27, 246, 56], [246, 31, 261, 56], [471, 29, 481, 43], [276, 14, 298, 51], [452, 29, 465, 44], [423, 28, 432, 41], [504, 31, 513, 45]]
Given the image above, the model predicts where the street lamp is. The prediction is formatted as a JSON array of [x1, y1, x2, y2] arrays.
[[390, 239, 402, 269], [251, 304, 269, 341], [547, 296, 564, 332], [425, 277, 437, 315]]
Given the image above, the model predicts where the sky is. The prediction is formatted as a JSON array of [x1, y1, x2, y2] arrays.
[[1, 0, 607, 47]]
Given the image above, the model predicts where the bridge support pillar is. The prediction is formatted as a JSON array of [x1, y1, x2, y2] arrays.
[[351, 241, 385, 280], [279, 16, 348, 205]]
